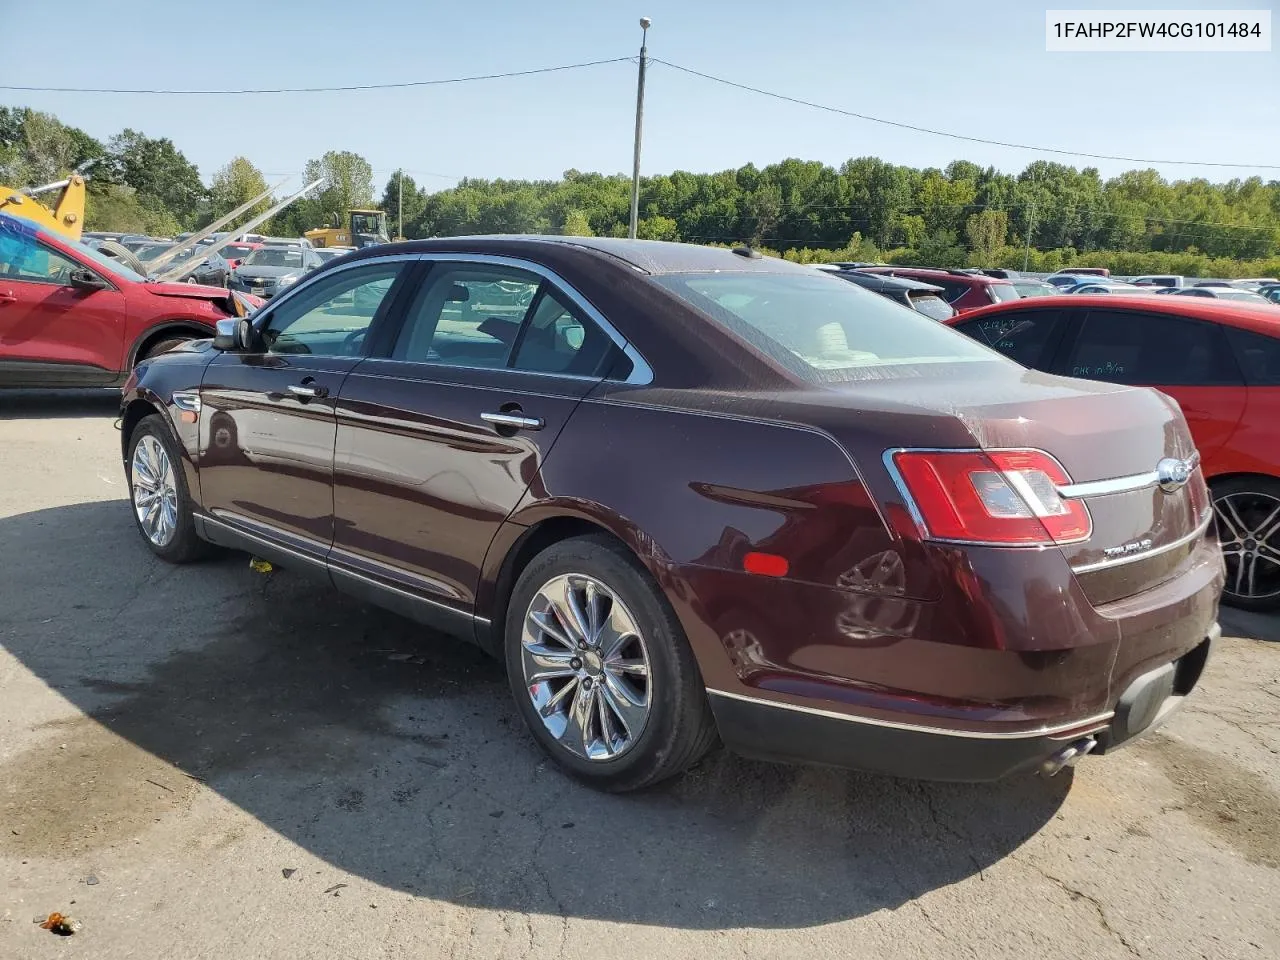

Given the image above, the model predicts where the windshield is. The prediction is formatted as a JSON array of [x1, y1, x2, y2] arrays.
[[653, 271, 1001, 382], [1216, 289, 1268, 302], [71, 238, 147, 282], [137, 244, 189, 262], [224, 244, 254, 258], [907, 293, 956, 321], [1014, 281, 1053, 297], [245, 247, 305, 267]]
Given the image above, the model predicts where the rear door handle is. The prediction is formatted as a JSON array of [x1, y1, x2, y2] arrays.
[[287, 383, 328, 399], [481, 411, 544, 431]]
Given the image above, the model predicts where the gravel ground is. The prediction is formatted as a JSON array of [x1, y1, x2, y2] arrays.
[[1, 390, 1277, 960]]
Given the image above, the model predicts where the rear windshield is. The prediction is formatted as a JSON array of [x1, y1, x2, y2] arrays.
[[224, 244, 254, 258], [988, 283, 1020, 303], [907, 292, 955, 321], [653, 271, 1000, 382], [245, 247, 305, 267]]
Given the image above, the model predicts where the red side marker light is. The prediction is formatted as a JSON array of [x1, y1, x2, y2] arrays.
[[743, 552, 789, 577]]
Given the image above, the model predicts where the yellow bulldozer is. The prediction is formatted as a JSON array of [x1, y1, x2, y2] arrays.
[[0, 165, 94, 241], [304, 209, 390, 249]]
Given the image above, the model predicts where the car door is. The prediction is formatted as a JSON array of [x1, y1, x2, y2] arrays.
[[196, 257, 414, 559], [330, 257, 632, 623], [0, 231, 127, 386], [1057, 307, 1246, 460]]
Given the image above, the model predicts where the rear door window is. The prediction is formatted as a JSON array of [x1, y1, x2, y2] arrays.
[[954, 308, 1067, 369], [907, 293, 955, 321], [1224, 325, 1280, 385], [1064, 309, 1241, 386]]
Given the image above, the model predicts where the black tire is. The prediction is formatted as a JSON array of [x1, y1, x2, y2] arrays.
[[96, 239, 147, 276], [1212, 476, 1280, 611], [125, 414, 210, 564], [504, 534, 718, 791]]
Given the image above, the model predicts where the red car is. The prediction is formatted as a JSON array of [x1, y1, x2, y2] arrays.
[[950, 294, 1280, 610], [0, 213, 260, 388], [221, 240, 263, 271], [855, 266, 1020, 312]]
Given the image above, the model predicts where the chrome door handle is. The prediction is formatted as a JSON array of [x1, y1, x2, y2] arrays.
[[481, 411, 544, 431], [287, 383, 327, 399]]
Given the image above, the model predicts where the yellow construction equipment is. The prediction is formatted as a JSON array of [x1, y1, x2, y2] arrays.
[[305, 209, 389, 249], [0, 168, 92, 241]]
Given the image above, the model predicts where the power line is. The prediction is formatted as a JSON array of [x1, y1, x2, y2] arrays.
[[0, 57, 632, 95], [650, 58, 1280, 172]]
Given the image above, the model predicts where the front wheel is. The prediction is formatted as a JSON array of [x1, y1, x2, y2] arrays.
[[504, 535, 717, 791], [126, 415, 210, 563], [1213, 476, 1280, 611]]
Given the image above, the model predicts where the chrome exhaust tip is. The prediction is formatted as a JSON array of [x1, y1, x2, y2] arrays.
[[1039, 736, 1098, 777]]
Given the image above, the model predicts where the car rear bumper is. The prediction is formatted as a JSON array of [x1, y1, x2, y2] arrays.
[[708, 623, 1217, 781]]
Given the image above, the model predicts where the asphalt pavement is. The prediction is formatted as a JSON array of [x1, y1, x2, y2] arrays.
[[0, 390, 1277, 959]]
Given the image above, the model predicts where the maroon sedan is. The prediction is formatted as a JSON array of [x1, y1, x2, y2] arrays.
[[119, 238, 1222, 791]]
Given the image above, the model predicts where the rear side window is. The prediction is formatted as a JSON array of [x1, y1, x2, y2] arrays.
[[1224, 326, 1280, 385], [954, 308, 1065, 369], [653, 271, 1001, 382], [1065, 309, 1241, 386], [987, 283, 1020, 303]]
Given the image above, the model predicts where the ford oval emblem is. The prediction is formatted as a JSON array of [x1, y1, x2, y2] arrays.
[[1156, 457, 1193, 493]]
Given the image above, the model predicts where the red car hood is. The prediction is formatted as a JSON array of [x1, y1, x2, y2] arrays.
[[145, 281, 237, 300], [143, 283, 265, 310]]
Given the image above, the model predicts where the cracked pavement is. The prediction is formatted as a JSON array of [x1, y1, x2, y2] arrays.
[[1, 390, 1278, 960]]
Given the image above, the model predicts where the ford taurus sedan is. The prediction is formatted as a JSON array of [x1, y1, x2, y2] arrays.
[[119, 237, 1222, 791]]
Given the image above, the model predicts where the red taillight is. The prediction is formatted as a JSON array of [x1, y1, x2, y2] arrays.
[[891, 449, 1091, 545]]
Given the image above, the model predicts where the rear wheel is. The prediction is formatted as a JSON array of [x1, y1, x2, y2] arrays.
[[1212, 476, 1280, 611], [504, 535, 717, 791]]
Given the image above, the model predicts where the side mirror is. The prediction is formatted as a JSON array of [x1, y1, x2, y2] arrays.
[[212, 317, 253, 351], [69, 268, 107, 291]]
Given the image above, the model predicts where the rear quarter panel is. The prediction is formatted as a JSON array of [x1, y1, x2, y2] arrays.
[[491, 396, 896, 691]]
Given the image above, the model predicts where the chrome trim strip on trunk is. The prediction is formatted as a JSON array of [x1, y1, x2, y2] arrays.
[[1057, 451, 1200, 500], [1070, 508, 1214, 574], [705, 688, 1114, 741]]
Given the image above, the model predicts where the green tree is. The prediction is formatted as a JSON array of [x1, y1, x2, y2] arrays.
[[965, 210, 1008, 267], [379, 170, 426, 238], [916, 229, 967, 267], [209, 157, 271, 222], [108, 129, 205, 226], [561, 209, 593, 236], [305, 150, 375, 229]]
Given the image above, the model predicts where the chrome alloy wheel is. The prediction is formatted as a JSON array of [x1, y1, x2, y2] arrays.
[[1215, 490, 1280, 603], [520, 573, 652, 761], [131, 435, 179, 547]]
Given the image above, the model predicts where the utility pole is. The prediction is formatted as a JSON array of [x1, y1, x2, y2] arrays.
[[1022, 198, 1036, 272], [397, 170, 404, 241], [628, 17, 651, 240]]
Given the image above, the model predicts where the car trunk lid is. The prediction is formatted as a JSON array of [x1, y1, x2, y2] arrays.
[[813, 366, 1212, 605]]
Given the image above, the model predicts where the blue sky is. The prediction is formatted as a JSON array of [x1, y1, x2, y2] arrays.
[[6, 1, 1277, 194]]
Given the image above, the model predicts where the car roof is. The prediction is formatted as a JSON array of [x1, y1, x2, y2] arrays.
[[363, 236, 817, 276], [856, 266, 1011, 286], [832, 270, 944, 293], [951, 293, 1280, 337]]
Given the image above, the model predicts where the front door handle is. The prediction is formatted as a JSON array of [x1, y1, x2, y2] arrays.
[[0, 290, 16, 305], [287, 383, 328, 399], [481, 411, 544, 431]]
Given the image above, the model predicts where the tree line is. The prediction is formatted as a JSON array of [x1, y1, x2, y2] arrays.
[[4, 106, 1279, 277]]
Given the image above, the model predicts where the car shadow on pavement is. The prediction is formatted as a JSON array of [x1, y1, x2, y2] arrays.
[[0, 389, 120, 420], [0, 500, 1071, 930], [1219, 606, 1280, 643]]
